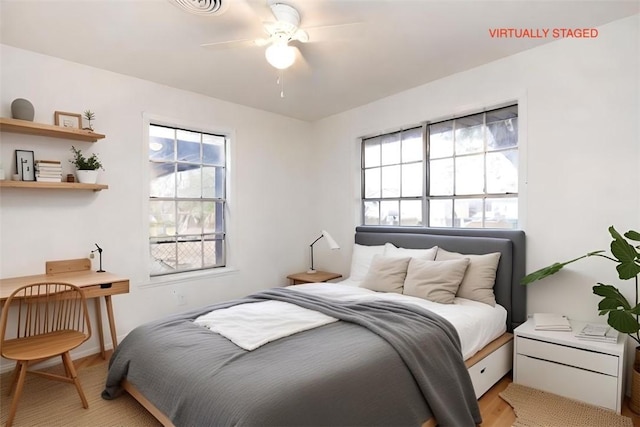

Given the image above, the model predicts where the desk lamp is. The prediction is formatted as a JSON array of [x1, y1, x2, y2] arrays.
[[308, 230, 340, 274], [91, 243, 105, 273]]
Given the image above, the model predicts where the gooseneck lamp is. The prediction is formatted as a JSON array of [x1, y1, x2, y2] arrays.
[[308, 230, 340, 274]]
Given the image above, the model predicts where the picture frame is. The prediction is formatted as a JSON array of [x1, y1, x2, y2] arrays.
[[54, 111, 82, 129], [15, 150, 35, 181]]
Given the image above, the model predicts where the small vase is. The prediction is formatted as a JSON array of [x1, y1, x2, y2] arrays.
[[11, 98, 35, 121], [76, 170, 98, 184]]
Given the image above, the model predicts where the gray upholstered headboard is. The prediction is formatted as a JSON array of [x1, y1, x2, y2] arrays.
[[355, 226, 526, 332]]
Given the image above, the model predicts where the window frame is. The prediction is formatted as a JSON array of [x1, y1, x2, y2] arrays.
[[143, 114, 233, 282], [361, 104, 519, 229]]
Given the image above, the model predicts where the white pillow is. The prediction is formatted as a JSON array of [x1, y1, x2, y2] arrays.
[[384, 243, 438, 260], [359, 255, 411, 294], [403, 258, 470, 304], [435, 249, 501, 306], [348, 244, 386, 282]]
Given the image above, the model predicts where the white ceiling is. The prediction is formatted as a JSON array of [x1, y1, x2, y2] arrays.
[[1, 0, 638, 121]]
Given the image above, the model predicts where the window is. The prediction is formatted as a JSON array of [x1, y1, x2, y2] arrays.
[[148, 124, 227, 276], [362, 105, 518, 228]]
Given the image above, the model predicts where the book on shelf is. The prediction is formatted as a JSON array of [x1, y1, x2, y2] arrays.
[[575, 323, 619, 343], [35, 160, 62, 166], [36, 171, 63, 177], [533, 313, 572, 331], [35, 176, 62, 183]]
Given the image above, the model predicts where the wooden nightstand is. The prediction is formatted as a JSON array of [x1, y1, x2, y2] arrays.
[[287, 271, 342, 285]]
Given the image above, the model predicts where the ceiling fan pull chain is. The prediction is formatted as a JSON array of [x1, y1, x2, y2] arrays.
[[279, 70, 285, 98]]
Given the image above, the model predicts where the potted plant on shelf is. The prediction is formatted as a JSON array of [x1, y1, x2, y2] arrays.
[[69, 146, 104, 184], [521, 226, 640, 410]]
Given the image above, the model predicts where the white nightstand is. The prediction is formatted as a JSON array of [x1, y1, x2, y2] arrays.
[[514, 317, 625, 413]]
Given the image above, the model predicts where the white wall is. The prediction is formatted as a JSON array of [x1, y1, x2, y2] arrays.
[[312, 15, 639, 325], [0, 45, 316, 368]]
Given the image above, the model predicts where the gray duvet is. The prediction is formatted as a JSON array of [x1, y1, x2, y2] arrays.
[[102, 288, 481, 427]]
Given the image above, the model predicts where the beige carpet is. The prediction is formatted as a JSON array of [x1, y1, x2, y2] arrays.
[[1, 363, 161, 427], [500, 383, 633, 427]]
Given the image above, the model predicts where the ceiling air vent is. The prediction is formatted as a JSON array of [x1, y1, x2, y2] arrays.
[[170, 0, 229, 16]]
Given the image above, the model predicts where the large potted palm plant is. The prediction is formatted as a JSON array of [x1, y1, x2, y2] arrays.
[[521, 226, 640, 410]]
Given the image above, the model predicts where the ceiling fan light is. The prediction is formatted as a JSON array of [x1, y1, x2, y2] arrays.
[[265, 43, 296, 70]]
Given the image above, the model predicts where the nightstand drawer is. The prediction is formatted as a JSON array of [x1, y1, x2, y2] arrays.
[[517, 336, 618, 376], [516, 353, 618, 410]]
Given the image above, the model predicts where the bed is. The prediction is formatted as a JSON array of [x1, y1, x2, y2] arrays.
[[103, 226, 526, 427]]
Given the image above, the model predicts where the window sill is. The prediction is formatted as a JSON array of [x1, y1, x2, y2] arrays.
[[140, 266, 239, 288]]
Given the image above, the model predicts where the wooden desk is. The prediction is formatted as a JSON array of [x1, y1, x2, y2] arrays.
[[0, 259, 129, 359]]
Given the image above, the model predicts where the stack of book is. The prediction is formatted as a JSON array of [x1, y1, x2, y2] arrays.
[[575, 323, 619, 343], [533, 313, 572, 331], [35, 160, 62, 182]]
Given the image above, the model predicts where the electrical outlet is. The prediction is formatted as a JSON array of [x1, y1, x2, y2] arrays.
[[172, 289, 186, 306], [89, 253, 95, 259]]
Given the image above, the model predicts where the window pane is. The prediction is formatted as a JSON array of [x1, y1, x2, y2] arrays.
[[381, 200, 399, 225], [455, 113, 484, 155], [485, 197, 518, 229], [486, 150, 518, 193], [429, 158, 453, 196], [429, 199, 452, 227], [364, 168, 381, 198], [364, 138, 381, 168], [381, 165, 400, 198], [487, 117, 518, 150], [176, 164, 201, 198], [204, 235, 224, 267], [203, 201, 224, 233], [176, 235, 203, 270], [402, 128, 423, 163], [177, 130, 201, 162], [203, 134, 225, 166], [150, 236, 177, 274], [149, 200, 175, 236], [429, 121, 453, 159], [202, 166, 225, 198], [381, 133, 401, 165], [363, 201, 380, 225], [149, 162, 175, 198], [149, 125, 174, 161], [455, 154, 484, 195], [177, 201, 202, 234], [455, 198, 483, 228], [401, 162, 422, 197], [400, 200, 422, 226]]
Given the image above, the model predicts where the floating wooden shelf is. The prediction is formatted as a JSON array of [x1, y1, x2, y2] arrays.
[[0, 180, 108, 192], [0, 117, 105, 142]]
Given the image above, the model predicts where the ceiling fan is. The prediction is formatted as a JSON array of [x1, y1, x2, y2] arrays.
[[200, 3, 324, 70]]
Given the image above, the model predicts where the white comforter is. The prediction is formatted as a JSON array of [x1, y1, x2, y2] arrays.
[[195, 281, 507, 360]]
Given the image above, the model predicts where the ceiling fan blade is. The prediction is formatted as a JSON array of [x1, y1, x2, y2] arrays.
[[291, 46, 311, 74], [304, 22, 366, 43], [292, 29, 309, 43], [200, 38, 260, 50]]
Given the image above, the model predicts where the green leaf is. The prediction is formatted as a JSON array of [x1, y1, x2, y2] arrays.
[[593, 284, 632, 310], [625, 230, 640, 242], [520, 263, 564, 284], [609, 226, 640, 280], [606, 310, 640, 334]]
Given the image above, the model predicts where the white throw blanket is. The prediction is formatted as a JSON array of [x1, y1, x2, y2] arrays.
[[194, 300, 338, 351]]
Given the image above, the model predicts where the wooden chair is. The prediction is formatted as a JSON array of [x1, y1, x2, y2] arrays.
[[0, 282, 92, 426]]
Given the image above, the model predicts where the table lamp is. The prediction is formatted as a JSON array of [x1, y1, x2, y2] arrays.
[[308, 230, 340, 273]]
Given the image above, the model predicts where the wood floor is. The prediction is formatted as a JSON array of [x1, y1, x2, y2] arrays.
[[77, 351, 640, 426]]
